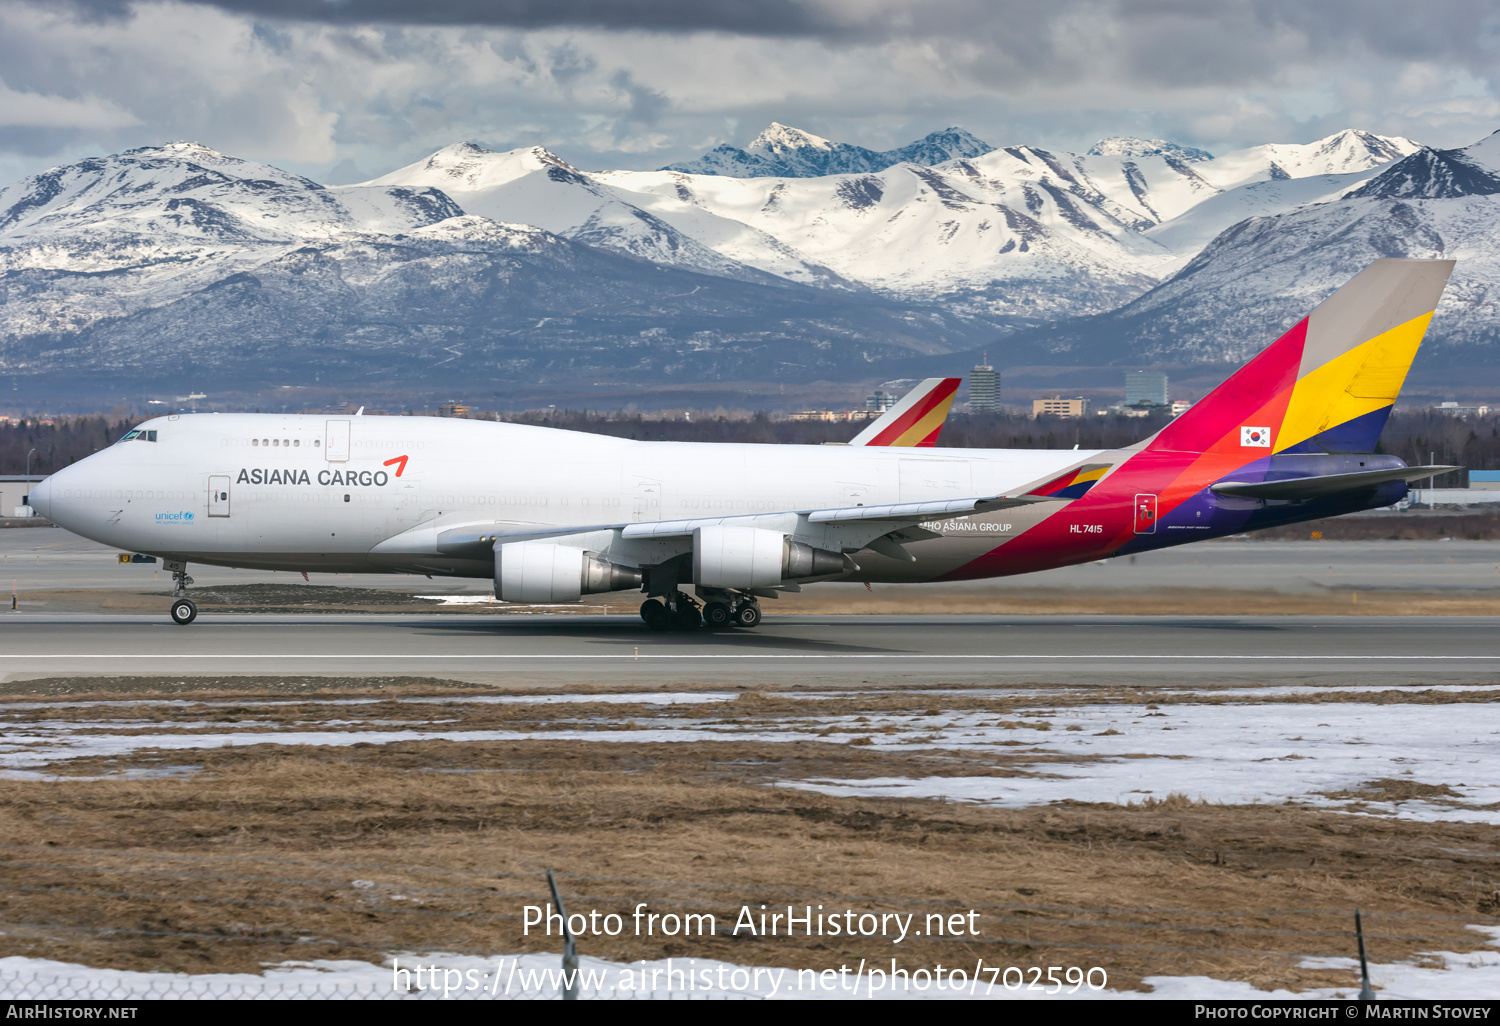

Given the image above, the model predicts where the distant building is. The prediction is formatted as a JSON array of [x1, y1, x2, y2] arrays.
[[1125, 370, 1168, 407], [1033, 397, 1088, 419], [1433, 401, 1491, 416], [969, 354, 999, 413], [788, 410, 877, 423], [1170, 400, 1193, 416], [438, 402, 470, 418], [865, 390, 897, 412]]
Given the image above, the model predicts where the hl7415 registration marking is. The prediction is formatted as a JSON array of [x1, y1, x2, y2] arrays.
[[1069, 523, 1103, 534]]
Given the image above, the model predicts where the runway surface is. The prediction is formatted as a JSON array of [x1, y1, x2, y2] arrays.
[[4, 612, 1499, 687], [6, 526, 1500, 597]]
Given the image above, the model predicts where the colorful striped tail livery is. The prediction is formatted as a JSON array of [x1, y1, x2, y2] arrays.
[[944, 258, 1457, 580], [850, 377, 962, 447]]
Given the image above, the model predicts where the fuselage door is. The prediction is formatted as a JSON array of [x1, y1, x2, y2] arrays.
[[325, 420, 351, 462], [632, 478, 662, 522], [1133, 493, 1157, 534], [208, 475, 231, 518]]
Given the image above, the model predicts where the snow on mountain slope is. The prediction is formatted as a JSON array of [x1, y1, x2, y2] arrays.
[[1192, 129, 1420, 191], [662, 123, 994, 178], [365, 128, 1422, 322], [1088, 137, 1214, 162], [1142, 170, 1384, 267], [0, 142, 470, 340], [0, 142, 1017, 391], [376, 142, 1171, 320], [0, 127, 1440, 392], [618, 160, 1169, 318], [0, 142, 459, 248], [1006, 130, 1500, 369], [367, 143, 819, 286]]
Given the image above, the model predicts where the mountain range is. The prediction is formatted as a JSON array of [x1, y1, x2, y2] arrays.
[[4, 121, 1493, 402], [659, 123, 996, 177]]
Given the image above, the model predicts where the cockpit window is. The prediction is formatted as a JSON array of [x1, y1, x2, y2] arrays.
[[117, 429, 158, 443]]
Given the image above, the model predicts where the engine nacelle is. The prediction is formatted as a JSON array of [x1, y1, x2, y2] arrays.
[[495, 541, 642, 603], [693, 526, 845, 589]]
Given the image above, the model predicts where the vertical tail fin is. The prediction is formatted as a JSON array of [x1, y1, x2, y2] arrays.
[[1147, 258, 1455, 456], [849, 377, 961, 447]]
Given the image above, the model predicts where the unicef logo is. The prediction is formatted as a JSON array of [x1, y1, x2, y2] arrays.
[[183, 511, 194, 521]]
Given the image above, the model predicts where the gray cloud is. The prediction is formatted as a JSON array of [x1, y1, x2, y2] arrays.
[[0, 0, 1497, 191], [70, 0, 845, 36], [60, 0, 1499, 58]]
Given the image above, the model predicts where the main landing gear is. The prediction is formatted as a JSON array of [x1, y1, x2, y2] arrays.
[[640, 592, 761, 632], [167, 561, 197, 625]]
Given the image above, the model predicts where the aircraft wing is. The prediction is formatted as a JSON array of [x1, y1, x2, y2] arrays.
[[847, 377, 961, 446], [620, 492, 1054, 539], [1210, 465, 1459, 500], [392, 490, 1065, 563]]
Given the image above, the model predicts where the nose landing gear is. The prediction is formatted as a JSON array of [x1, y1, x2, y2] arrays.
[[166, 561, 196, 625], [170, 598, 198, 625]]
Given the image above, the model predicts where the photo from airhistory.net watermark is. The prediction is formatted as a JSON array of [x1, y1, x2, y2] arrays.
[[526, 901, 982, 945]]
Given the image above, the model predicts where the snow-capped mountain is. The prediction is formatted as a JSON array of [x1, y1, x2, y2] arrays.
[[368, 126, 1419, 323], [0, 142, 1007, 392], [0, 142, 467, 340], [662, 123, 994, 177], [374, 141, 1171, 322], [0, 125, 1441, 396], [364, 143, 834, 287], [1088, 137, 1213, 162], [0, 141, 461, 244], [997, 131, 1500, 372]]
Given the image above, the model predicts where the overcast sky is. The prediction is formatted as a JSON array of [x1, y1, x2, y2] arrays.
[[0, 0, 1497, 185]]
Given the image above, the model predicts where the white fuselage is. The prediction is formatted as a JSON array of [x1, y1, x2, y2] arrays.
[[30, 414, 1100, 583]]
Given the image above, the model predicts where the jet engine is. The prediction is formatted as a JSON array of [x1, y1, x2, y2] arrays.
[[692, 526, 846, 589], [495, 541, 642, 603]]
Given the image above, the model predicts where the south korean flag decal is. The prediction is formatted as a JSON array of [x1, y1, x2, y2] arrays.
[[1240, 426, 1271, 448]]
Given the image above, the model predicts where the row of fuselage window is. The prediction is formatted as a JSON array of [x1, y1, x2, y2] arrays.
[[62, 489, 194, 500], [251, 438, 319, 447]]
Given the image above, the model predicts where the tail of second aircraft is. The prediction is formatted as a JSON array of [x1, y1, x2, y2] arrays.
[[849, 377, 961, 447]]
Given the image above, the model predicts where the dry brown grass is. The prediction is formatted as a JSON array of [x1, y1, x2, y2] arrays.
[[1, 691, 1497, 994]]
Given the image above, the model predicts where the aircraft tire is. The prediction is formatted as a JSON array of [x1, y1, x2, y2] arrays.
[[732, 603, 762, 629], [640, 599, 671, 631], [170, 598, 198, 626], [673, 602, 703, 631], [702, 601, 733, 629]]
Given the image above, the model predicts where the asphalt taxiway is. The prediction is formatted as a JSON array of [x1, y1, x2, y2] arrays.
[[6, 526, 1500, 598], [3, 612, 1498, 687]]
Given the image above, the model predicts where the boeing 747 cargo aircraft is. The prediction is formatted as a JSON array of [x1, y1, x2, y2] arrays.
[[27, 259, 1458, 631]]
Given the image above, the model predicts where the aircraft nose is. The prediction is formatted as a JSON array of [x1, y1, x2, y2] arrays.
[[26, 476, 51, 519]]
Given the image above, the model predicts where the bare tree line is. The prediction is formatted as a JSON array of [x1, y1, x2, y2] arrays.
[[1, 410, 1487, 487]]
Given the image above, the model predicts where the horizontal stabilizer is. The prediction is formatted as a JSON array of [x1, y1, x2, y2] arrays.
[[1210, 465, 1459, 500]]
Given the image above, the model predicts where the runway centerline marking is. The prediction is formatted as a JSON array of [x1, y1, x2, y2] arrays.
[[4, 654, 1500, 661]]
